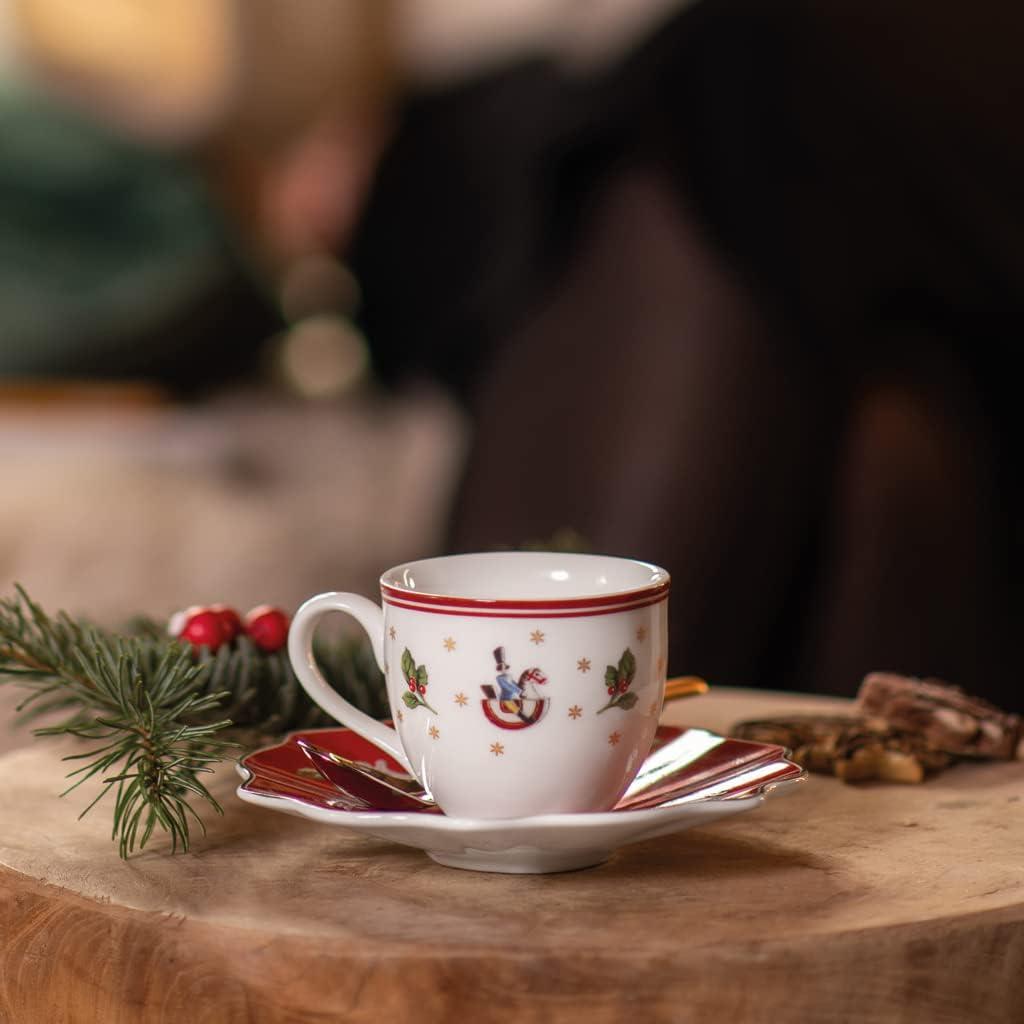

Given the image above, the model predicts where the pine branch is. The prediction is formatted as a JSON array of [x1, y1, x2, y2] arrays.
[[154, 623, 388, 731], [0, 587, 235, 857], [0, 587, 388, 858]]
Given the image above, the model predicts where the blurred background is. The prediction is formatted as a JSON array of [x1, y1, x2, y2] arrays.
[[1, 0, 1020, 717]]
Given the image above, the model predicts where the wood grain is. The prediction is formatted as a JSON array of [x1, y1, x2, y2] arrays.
[[2, 689, 1022, 1023]]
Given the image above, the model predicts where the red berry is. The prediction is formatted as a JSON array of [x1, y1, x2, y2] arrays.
[[168, 605, 204, 638], [618, 681, 629, 694], [408, 677, 417, 691], [244, 605, 290, 653], [607, 686, 615, 695], [210, 604, 243, 642], [180, 611, 228, 651], [417, 683, 426, 694]]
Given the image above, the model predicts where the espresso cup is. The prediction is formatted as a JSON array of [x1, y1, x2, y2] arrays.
[[288, 551, 669, 819]]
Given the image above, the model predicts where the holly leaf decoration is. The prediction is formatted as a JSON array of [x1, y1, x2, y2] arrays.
[[395, 649, 437, 714], [401, 648, 415, 681], [618, 648, 636, 684], [597, 647, 641, 713]]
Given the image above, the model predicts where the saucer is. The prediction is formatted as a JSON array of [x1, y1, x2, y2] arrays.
[[236, 725, 805, 873]]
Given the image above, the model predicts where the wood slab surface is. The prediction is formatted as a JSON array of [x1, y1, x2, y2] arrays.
[[1, 688, 1022, 1023]]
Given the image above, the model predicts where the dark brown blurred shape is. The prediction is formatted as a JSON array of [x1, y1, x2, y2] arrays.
[[350, 0, 1022, 708], [0, 381, 167, 410]]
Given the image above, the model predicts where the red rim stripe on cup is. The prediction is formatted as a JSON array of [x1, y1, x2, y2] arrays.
[[380, 589, 668, 618], [380, 578, 670, 618]]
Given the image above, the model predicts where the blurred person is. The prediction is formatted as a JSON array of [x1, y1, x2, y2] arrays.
[[0, 0, 393, 391], [346, 0, 1021, 708]]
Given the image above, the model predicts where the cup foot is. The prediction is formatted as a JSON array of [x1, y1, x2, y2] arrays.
[[426, 846, 611, 874]]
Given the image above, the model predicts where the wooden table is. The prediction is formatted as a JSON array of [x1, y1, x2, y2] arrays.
[[1, 689, 1022, 1023]]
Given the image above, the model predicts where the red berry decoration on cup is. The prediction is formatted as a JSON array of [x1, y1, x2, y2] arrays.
[[399, 648, 438, 714], [598, 648, 639, 713], [244, 605, 291, 653]]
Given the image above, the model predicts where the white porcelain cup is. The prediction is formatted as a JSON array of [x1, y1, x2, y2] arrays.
[[288, 551, 670, 819]]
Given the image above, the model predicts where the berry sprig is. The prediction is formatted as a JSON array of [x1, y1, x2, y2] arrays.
[[170, 603, 290, 654], [597, 648, 639, 713], [243, 605, 291, 652], [400, 647, 438, 714]]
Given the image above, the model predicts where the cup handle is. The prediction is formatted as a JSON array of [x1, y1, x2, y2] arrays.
[[287, 591, 413, 775]]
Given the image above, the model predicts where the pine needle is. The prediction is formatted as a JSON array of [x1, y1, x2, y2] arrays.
[[0, 587, 386, 858]]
